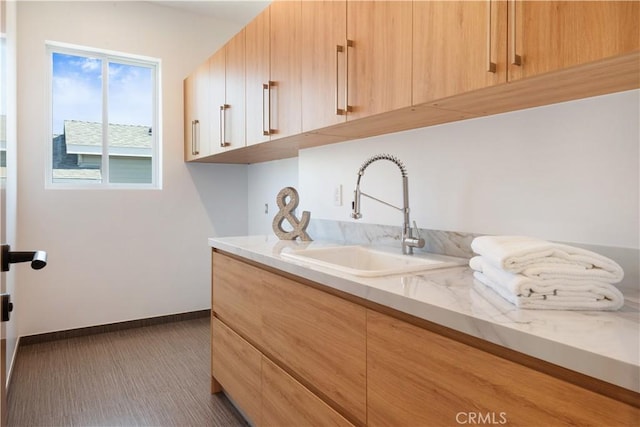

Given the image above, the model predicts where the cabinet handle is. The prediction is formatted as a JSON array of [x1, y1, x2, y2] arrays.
[[262, 82, 272, 136], [486, 0, 497, 73], [510, 0, 522, 66], [192, 119, 199, 155], [345, 39, 353, 114], [336, 45, 346, 115], [220, 105, 230, 148]]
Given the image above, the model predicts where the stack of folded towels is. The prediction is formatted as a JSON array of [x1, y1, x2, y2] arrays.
[[469, 235, 625, 311]]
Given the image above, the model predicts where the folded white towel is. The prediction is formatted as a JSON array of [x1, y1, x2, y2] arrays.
[[473, 271, 624, 310], [470, 235, 624, 283], [469, 256, 623, 296]]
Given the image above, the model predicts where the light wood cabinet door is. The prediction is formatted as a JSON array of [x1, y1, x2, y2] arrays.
[[245, 7, 270, 146], [184, 60, 211, 161], [261, 357, 354, 427], [211, 252, 263, 348], [224, 30, 245, 150], [413, 0, 507, 105], [509, 1, 640, 81], [367, 310, 640, 426], [301, 0, 347, 132], [261, 271, 367, 425], [183, 70, 197, 161], [211, 317, 262, 426], [346, 0, 412, 120], [208, 49, 226, 155], [269, 0, 302, 139]]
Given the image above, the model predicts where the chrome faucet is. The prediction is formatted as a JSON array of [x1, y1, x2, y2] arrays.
[[351, 154, 425, 255]]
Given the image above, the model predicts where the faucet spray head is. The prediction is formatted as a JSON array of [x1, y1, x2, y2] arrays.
[[351, 186, 362, 219]]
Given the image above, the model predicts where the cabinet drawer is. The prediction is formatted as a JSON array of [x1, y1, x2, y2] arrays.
[[367, 310, 640, 426], [262, 357, 354, 427], [211, 317, 262, 425], [212, 251, 263, 347], [261, 269, 367, 425]]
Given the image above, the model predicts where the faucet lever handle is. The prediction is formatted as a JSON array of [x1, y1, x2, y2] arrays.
[[412, 221, 425, 248]]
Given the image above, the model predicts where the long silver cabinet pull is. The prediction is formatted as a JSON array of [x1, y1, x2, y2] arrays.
[[262, 82, 272, 136], [220, 105, 230, 148], [336, 45, 345, 115], [486, 0, 497, 73], [192, 119, 199, 155], [510, 0, 522, 66], [345, 39, 353, 114]]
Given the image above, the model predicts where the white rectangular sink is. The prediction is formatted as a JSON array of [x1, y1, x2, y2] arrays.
[[281, 245, 465, 277]]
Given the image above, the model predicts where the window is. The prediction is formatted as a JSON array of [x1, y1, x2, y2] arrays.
[[47, 42, 160, 188]]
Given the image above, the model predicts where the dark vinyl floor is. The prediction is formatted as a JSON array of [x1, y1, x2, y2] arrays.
[[7, 317, 248, 427]]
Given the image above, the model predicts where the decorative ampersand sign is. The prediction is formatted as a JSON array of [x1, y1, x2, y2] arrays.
[[272, 187, 312, 241]]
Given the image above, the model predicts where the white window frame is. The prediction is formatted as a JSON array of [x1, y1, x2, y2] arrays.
[[45, 41, 162, 189]]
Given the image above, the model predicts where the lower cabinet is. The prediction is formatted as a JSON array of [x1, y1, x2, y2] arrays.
[[366, 310, 639, 426], [259, 269, 366, 423], [211, 312, 355, 427], [211, 317, 262, 425], [211, 250, 640, 426], [262, 357, 353, 427], [211, 251, 364, 426]]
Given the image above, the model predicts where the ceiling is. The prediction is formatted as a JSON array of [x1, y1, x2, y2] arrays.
[[149, 0, 270, 26]]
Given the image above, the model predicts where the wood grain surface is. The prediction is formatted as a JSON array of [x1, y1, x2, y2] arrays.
[[367, 310, 640, 426]]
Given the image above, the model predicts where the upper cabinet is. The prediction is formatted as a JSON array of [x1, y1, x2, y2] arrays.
[[301, 0, 347, 132], [211, 30, 245, 155], [346, 1, 412, 121], [414, 0, 640, 105], [413, 0, 507, 104], [245, 7, 271, 146], [269, 0, 302, 140], [223, 30, 246, 151], [185, 1, 639, 164], [184, 31, 245, 160], [208, 48, 226, 155], [184, 59, 213, 161], [508, 1, 640, 81], [301, 0, 412, 131], [246, 1, 302, 146]]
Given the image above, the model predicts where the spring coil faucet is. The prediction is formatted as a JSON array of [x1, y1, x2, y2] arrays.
[[351, 154, 425, 255]]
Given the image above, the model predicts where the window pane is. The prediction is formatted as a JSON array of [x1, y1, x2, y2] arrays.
[[51, 52, 103, 184], [108, 62, 153, 184]]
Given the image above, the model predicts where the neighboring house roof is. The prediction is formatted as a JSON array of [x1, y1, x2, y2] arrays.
[[64, 120, 152, 157]]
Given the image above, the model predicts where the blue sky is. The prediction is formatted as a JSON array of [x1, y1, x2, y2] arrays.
[[51, 52, 153, 135]]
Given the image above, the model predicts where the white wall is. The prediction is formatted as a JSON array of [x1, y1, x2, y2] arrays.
[[16, 1, 249, 336], [294, 90, 640, 249], [247, 157, 299, 235]]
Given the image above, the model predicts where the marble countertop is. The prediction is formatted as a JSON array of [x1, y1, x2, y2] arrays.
[[209, 235, 640, 393]]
